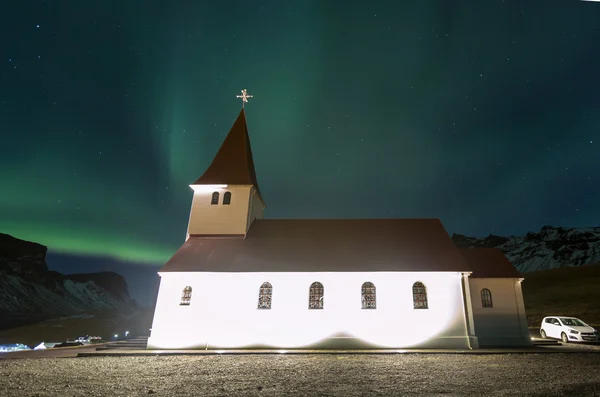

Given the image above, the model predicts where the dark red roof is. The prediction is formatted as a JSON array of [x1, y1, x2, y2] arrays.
[[161, 219, 472, 273], [459, 248, 522, 278], [193, 109, 262, 197]]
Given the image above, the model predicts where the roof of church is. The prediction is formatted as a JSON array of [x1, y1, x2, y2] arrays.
[[193, 109, 262, 197], [160, 218, 473, 273], [459, 248, 522, 278]]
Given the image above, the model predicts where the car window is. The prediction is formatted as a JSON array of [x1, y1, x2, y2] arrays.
[[560, 318, 586, 326], [544, 318, 553, 324], [553, 319, 560, 325]]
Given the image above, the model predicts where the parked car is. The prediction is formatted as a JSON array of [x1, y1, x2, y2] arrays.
[[540, 316, 598, 343]]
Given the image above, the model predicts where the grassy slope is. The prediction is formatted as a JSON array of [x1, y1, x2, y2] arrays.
[[522, 264, 600, 327], [0, 308, 153, 347]]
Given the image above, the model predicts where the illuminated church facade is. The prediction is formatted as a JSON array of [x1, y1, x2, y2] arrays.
[[147, 105, 531, 350]]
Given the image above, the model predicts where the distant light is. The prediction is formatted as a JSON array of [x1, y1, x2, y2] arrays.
[[36, 25, 40, 28], [114, 334, 118, 338], [125, 331, 130, 337]]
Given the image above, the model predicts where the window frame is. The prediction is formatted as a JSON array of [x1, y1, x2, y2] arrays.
[[309, 282, 324, 310], [211, 191, 220, 205], [257, 282, 272, 310], [481, 288, 493, 308], [412, 281, 428, 309], [223, 191, 232, 205], [361, 281, 376, 309], [180, 286, 192, 306]]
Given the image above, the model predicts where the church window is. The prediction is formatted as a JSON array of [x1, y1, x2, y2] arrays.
[[361, 282, 376, 309], [180, 286, 192, 306], [412, 282, 428, 309], [223, 191, 232, 205], [258, 282, 272, 309], [211, 192, 219, 205], [481, 288, 493, 308], [309, 282, 324, 310]]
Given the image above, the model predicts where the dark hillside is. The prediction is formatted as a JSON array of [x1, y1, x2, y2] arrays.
[[522, 263, 600, 327], [0, 233, 135, 330]]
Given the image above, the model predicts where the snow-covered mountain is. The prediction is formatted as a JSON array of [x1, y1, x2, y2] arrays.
[[452, 226, 600, 273], [0, 233, 135, 330]]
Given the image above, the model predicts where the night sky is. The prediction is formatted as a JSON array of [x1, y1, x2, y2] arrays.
[[2, 1, 599, 305]]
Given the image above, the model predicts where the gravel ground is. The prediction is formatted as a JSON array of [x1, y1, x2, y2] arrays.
[[1, 354, 600, 397]]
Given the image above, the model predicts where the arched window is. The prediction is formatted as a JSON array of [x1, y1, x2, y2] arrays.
[[309, 282, 324, 310], [361, 282, 376, 309], [223, 191, 232, 205], [180, 286, 192, 306], [257, 282, 272, 309], [412, 282, 428, 309], [481, 288, 493, 308], [211, 192, 219, 205]]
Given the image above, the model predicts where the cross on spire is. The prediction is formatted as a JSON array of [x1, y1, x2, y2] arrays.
[[236, 89, 253, 108]]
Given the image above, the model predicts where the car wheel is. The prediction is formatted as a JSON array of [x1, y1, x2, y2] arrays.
[[540, 329, 547, 339], [561, 332, 569, 343]]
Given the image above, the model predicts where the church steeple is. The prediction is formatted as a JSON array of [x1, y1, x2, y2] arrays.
[[193, 109, 262, 197], [186, 97, 265, 239]]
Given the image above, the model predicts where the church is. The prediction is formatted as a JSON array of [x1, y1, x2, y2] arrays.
[[147, 97, 531, 350]]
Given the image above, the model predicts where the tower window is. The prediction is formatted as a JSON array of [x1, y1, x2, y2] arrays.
[[257, 282, 272, 309], [180, 286, 192, 306], [481, 288, 493, 308], [361, 282, 376, 309], [211, 191, 219, 205], [223, 191, 232, 205], [412, 282, 428, 309], [309, 282, 324, 310]]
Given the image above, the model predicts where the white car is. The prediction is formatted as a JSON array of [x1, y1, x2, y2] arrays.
[[540, 316, 598, 343]]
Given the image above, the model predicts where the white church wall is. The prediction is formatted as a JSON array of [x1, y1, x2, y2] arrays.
[[246, 188, 265, 231], [187, 185, 255, 236], [147, 271, 472, 350], [468, 278, 531, 347]]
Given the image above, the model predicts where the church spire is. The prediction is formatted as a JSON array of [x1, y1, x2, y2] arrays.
[[193, 107, 262, 197]]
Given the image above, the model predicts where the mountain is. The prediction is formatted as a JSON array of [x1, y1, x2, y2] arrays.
[[452, 226, 600, 273], [0, 232, 136, 330]]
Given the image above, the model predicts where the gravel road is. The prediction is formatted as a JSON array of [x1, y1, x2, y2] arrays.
[[1, 354, 599, 396]]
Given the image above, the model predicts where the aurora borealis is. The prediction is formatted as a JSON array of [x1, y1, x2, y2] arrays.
[[2, 1, 600, 303]]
